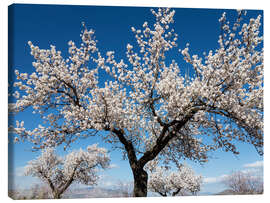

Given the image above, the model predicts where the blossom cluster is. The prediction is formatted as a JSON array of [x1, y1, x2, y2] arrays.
[[24, 144, 110, 197], [148, 164, 202, 196], [10, 8, 263, 171]]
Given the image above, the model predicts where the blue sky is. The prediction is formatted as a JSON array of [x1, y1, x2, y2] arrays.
[[8, 4, 263, 195]]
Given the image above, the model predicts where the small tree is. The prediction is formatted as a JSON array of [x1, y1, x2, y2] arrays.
[[24, 144, 110, 199], [11, 7, 263, 197], [148, 164, 202, 196], [222, 171, 263, 195]]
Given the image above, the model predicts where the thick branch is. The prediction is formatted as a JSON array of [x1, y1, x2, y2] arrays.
[[138, 108, 197, 168], [172, 188, 182, 196], [38, 170, 55, 194], [58, 165, 78, 196], [111, 128, 138, 169], [158, 192, 167, 197]]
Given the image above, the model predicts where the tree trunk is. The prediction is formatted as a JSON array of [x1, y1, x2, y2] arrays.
[[111, 128, 148, 197], [132, 167, 148, 197], [53, 191, 61, 199]]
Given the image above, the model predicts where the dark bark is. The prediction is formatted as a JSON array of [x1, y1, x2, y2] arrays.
[[110, 109, 198, 197], [159, 192, 167, 197], [50, 179, 73, 199], [132, 167, 148, 197], [112, 128, 147, 197], [138, 109, 197, 168], [56, 163, 80, 199], [44, 164, 78, 199], [53, 191, 61, 199], [43, 174, 61, 199], [57, 178, 73, 199], [172, 188, 181, 196]]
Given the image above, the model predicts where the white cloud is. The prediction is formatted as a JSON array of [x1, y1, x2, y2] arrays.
[[97, 174, 118, 188], [204, 161, 263, 185], [204, 177, 218, 184], [203, 174, 228, 184], [100, 180, 115, 187], [14, 166, 25, 177], [241, 161, 263, 178], [243, 160, 263, 168], [109, 163, 119, 169]]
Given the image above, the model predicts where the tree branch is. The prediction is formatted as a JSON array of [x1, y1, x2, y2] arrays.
[[138, 108, 198, 168]]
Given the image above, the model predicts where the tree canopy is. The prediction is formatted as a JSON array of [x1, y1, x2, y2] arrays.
[[10, 7, 263, 197]]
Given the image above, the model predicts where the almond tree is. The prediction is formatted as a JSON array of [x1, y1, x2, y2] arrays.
[[10, 8, 263, 197], [24, 144, 110, 199], [222, 170, 263, 194], [148, 164, 202, 196]]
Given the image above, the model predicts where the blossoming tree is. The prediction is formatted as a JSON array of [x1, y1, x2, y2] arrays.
[[24, 144, 110, 199], [222, 170, 263, 194], [10, 8, 263, 197], [148, 164, 202, 196]]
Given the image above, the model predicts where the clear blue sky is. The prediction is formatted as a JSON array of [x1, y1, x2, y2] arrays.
[[8, 4, 263, 195]]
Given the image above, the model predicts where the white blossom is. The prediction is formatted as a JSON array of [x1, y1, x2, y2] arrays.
[[10, 8, 263, 197], [24, 144, 110, 198], [148, 164, 202, 196]]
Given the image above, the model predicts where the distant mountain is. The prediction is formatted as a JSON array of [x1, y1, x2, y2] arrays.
[[198, 192, 213, 196], [215, 189, 235, 195], [214, 189, 263, 196], [62, 187, 129, 198], [12, 186, 228, 199]]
